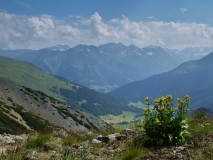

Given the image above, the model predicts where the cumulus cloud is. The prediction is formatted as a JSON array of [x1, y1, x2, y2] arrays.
[[0, 12, 213, 50], [0, 12, 82, 49], [90, 12, 109, 37]]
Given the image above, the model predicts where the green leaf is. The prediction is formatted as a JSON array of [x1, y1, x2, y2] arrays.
[[168, 133, 173, 142], [159, 138, 164, 145]]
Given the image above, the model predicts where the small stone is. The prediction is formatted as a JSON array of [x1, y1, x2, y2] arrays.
[[3, 136, 15, 144], [14, 135, 24, 143], [122, 129, 136, 136], [72, 144, 80, 148], [92, 139, 102, 144], [32, 150, 38, 155], [108, 147, 114, 150]]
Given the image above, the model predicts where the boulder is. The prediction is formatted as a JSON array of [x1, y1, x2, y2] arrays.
[[96, 135, 110, 143]]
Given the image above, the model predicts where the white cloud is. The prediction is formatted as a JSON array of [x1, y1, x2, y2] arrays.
[[14, 0, 32, 9], [146, 16, 155, 19], [19, 3, 32, 9], [90, 12, 109, 37], [180, 8, 187, 14], [0, 12, 213, 50]]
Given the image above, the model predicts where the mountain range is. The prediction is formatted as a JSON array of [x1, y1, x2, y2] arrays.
[[1, 43, 212, 93], [0, 56, 136, 116], [1, 43, 213, 133], [109, 51, 213, 110]]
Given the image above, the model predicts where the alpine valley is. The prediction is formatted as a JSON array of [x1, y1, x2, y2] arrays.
[[0, 56, 136, 134], [109, 51, 213, 110], [1, 43, 212, 93], [0, 43, 213, 134]]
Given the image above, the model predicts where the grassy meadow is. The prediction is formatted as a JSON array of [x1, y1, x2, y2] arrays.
[[100, 111, 138, 124], [0, 57, 77, 101]]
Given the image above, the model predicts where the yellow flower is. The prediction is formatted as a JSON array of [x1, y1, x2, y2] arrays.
[[154, 99, 160, 104], [143, 108, 149, 115], [160, 97, 165, 101], [166, 94, 173, 100], [177, 98, 183, 103], [145, 97, 149, 101], [160, 106, 164, 111], [155, 118, 160, 124], [51, 150, 56, 153], [178, 103, 184, 109], [184, 94, 190, 100], [145, 101, 150, 105], [185, 101, 190, 105]]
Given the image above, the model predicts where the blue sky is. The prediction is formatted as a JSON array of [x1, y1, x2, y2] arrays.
[[1, 0, 213, 49]]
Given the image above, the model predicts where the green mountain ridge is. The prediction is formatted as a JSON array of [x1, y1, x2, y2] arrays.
[[0, 56, 136, 116], [109, 52, 213, 110]]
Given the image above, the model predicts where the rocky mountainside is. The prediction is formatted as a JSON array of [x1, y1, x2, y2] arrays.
[[0, 77, 110, 134], [109, 52, 213, 110]]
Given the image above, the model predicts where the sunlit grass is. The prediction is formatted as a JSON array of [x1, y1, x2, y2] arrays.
[[116, 146, 147, 160], [0, 57, 76, 102], [100, 111, 137, 124], [62, 131, 96, 146], [128, 101, 146, 109], [189, 118, 213, 134], [25, 132, 53, 149]]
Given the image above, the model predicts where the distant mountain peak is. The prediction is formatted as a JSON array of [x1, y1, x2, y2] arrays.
[[128, 44, 139, 50], [99, 42, 126, 48], [46, 44, 71, 51], [144, 45, 161, 49]]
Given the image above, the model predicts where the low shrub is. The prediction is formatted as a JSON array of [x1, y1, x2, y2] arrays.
[[191, 107, 213, 119]]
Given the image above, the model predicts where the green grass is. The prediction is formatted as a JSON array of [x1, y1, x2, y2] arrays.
[[90, 84, 118, 93], [62, 131, 96, 145], [100, 111, 137, 124], [25, 132, 52, 149], [117, 146, 147, 160], [128, 101, 146, 109], [78, 99, 87, 106], [0, 57, 76, 102], [189, 118, 213, 134], [64, 149, 76, 160]]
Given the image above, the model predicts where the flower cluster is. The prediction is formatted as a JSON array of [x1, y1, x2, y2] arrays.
[[143, 94, 191, 145]]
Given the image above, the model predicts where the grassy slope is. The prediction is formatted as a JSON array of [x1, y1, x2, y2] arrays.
[[109, 52, 213, 110], [128, 101, 146, 109], [0, 56, 74, 101], [0, 56, 136, 116]]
